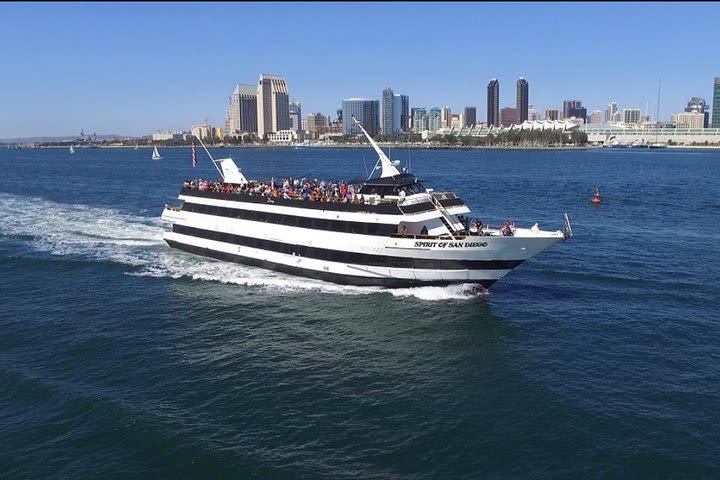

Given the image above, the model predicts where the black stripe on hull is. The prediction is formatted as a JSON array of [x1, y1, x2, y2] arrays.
[[165, 239, 498, 289], [181, 201, 398, 236], [172, 224, 525, 271]]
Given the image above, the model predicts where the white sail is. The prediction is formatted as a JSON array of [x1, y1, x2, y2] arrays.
[[69, 145, 75, 154], [152, 146, 162, 160]]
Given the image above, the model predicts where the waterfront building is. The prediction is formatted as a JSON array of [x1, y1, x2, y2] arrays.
[[191, 123, 214, 140], [583, 124, 720, 145], [568, 107, 587, 124], [605, 102, 621, 123], [305, 113, 328, 138], [267, 129, 299, 144], [428, 107, 442, 132], [623, 108, 641, 125], [289, 100, 302, 138], [563, 100, 582, 120], [341, 98, 379, 136], [671, 111, 705, 129], [500, 107, 520, 127], [527, 105, 540, 121], [487, 79, 499, 127], [395, 94, 409, 133], [450, 114, 464, 129], [545, 109, 559, 121], [257, 74, 291, 139], [411, 108, 428, 133], [589, 110, 602, 124], [441, 107, 452, 128], [225, 84, 258, 137], [713, 78, 720, 128], [381, 87, 395, 135], [686, 96, 710, 128], [516, 77, 529, 123], [152, 131, 185, 142], [464, 107, 476, 127]]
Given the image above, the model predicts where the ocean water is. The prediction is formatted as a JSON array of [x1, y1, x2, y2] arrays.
[[1, 145, 718, 479]]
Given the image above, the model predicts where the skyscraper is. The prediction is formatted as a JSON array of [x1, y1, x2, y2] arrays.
[[441, 107, 452, 128], [516, 77, 529, 123], [487, 79, 499, 127], [394, 94, 409, 133], [563, 100, 582, 120], [257, 74, 291, 139], [225, 84, 258, 136], [342, 98, 380, 136], [381, 87, 395, 135], [289, 100, 302, 137], [464, 107, 476, 127], [685, 96, 709, 128], [711, 78, 720, 128]]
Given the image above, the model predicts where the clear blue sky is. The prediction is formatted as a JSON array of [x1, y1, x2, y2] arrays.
[[1, 2, 718, 138]]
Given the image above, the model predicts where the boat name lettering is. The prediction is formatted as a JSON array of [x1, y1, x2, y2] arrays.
[[414, 241, 488, 248]]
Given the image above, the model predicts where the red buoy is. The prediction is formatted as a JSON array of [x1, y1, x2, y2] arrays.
[[591, 187, 602, 205]]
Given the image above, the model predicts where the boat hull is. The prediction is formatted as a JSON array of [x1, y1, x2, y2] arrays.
[[165, 238, 497, 288]]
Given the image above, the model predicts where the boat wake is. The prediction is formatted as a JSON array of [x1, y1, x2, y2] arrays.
[[0, 193, 486, 301]]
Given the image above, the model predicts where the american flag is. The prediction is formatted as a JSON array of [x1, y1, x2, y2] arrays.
[[191, 141, 197, 167]]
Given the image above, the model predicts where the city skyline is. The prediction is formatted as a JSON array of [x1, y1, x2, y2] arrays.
[[2, 2, 719, 137]]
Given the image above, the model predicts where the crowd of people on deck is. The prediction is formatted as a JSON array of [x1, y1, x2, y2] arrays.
[[182, 177, 366, 204]]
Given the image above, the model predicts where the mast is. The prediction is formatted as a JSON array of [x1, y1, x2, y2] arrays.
[[194, 134, 225, 179], [655, 80, 661, 143], [351, 116, 400, 178]]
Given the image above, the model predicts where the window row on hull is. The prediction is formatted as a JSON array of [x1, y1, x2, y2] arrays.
[[181, 201, 402, 236]]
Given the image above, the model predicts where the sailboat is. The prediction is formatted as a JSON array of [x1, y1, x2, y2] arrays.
[[152, 146, 162, 160], [69, 145, 75, 154], [134, 141, 139, 150]]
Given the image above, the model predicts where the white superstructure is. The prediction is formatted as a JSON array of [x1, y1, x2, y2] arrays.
[[160, 118, 572, 288]]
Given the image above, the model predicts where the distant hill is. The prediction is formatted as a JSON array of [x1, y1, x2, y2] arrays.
[[0, 134, 137, 144]]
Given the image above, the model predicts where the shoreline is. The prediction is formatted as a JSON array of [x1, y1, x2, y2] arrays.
[[22, 143, 720, 151]]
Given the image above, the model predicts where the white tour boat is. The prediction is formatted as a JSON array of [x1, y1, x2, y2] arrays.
[[160, 118, 572, 288]]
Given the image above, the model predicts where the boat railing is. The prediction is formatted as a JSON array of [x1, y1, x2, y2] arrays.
[[163, 203, 183, 212]]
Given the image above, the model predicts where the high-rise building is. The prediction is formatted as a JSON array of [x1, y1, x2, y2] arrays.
[[225, 84, 258, 136], [713, 78, 720, 128], [428, 107, 442, 132], [381, 87, 395, 135], [623, 108, 641, 125], [342, 98, 380, 136], [500, 107, 519, 127], [305, 113, 328, 137], [671, 111, 705, 129], [516, 77, 529, 123], [563, 100, 582, 119], [590, 110, 602, 124], [686, 96, 709, 128], [528, 105, 540, 121], [441, 106, 452, 128], [411, 107, 427, 132], [464, 107, 476, 127], [289, 100, 302, 136], [487, 79, 499, 126], [257, 74, 291, 139], [568, 107, 587, 124], [545, 109, 559, 121], [605, 102, 618, 123], [394, 94, 409, 133]]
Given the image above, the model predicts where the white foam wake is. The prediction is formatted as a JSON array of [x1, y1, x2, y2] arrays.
[[0, 193, 485, 301]]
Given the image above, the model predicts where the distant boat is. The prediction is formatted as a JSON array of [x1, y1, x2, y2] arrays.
[[69, 145, 75, 154], [134, 142, 139, 150], [152, 146, 162, 160]]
